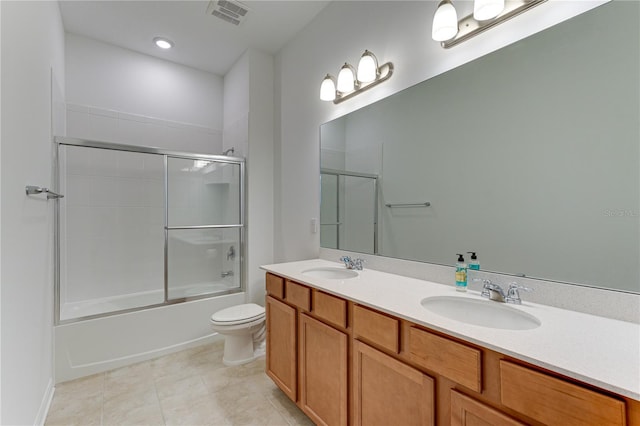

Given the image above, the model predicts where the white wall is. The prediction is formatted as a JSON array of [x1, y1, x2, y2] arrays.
[[223, 49, 275, 306], [0, 1, 3, 420], [224, 51, 249, 157], [246, 50, 275, 305], [66, 33, 223, 130], [65, 33, 223, 154], [0, 1, 65, 424], [274, 0, 606, 263]]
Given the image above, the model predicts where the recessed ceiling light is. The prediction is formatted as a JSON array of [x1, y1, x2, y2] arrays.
[[153, 37, 174, 49]]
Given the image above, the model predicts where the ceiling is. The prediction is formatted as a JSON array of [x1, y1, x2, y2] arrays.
[[59, 0, 330, 76]]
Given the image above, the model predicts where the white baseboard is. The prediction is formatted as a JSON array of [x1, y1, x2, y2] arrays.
[[34, 378, 55, 426]]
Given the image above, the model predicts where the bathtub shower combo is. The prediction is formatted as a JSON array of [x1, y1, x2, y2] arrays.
[[54, 137, 248, 381]]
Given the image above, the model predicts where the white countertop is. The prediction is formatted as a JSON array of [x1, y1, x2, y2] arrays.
[[261, 259, 640, 401]]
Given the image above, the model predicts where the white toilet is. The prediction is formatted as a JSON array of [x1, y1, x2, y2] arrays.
[[210, 303, 266, 366]]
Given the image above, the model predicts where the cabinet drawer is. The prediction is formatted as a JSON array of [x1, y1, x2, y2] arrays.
[[500, 361, 626, 426], [313, 291, 347, 329], [451, 390, 524, 426], [353, 305, 400, 353], [409, 327, 481, 392], [285, 280, 311, 311], [265, 273, 284, 299]]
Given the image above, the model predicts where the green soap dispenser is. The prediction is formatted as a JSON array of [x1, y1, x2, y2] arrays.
[[467, 252, 480, 270], [455, 254, 467, 292]]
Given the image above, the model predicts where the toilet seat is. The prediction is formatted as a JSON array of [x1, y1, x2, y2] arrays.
[[210, 303, 265, 326]]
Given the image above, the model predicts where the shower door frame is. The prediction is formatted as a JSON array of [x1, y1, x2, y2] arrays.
[[54, 136, 246, 325]]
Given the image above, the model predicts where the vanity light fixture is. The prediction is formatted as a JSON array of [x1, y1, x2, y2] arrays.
[[432, 0, 547, 48], [474, 0, 505, 20], [153, 37, 174, 49], [320, 50, 394, 104], [320, 75, 337, 101], [337, 63, 357, 93], [356, 50, 378, 83], [432, 0, 458, 42]]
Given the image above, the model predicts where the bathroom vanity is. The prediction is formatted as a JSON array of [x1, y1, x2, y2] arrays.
[[261, 259, 640, 426]]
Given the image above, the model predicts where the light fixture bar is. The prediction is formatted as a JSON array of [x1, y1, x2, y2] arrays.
[[441, 0, 546, 49], [333, 62, 394, 104]]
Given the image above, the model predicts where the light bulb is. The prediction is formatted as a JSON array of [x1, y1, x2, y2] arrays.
[[320, 75, 336, 101], [473, 0, 504, 21], [357, 51, 378, 83], [154, 37, 174, 49], [432, 0, 458, 42], [336, 63, 356, 93]]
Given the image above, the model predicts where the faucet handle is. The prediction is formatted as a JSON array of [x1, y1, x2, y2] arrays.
[[506, 282, 533, 305], [352, 258, 365, 270], [339, 256, 352, 266]]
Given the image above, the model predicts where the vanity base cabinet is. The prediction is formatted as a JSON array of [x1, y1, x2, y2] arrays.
[[265, 272, 638, 426], [265, 296, 297, 402], [299, 314, 348, 426], [353, 340, 435, 426]]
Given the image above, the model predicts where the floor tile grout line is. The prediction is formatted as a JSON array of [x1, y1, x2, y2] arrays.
[[264, 394, 296, 426], [100, 372, 106, 426], [153, 378, 168, 426]]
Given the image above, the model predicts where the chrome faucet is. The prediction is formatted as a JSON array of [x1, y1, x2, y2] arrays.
[[475, 279, 506, 302], [340, 256, 365, 270], [221, 270, 234, 278], [474, 279, 533, 304], [505, 282, 533, 305]]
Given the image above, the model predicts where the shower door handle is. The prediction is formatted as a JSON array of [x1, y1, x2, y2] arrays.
[[25, 185, 65, 199]]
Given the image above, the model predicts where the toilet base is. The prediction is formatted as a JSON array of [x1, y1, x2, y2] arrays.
[[221, 332, 266, 366]]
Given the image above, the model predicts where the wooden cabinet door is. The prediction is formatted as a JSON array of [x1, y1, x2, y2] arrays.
[[353, 340, 435, 426], [299, 313, 348, 426], [451, 390, 525, 426], [500, 360, 626, 426], [266, 296, 297, 402]]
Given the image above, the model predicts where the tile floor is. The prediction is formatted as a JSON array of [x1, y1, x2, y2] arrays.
[[45, 341, 314, 426]]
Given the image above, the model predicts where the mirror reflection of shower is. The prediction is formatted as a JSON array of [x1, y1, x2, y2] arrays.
[[320, 169, 378, 255]]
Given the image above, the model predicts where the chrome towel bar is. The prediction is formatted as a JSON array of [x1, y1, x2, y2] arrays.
[[25, 185, 64, 199], [385, 202, 430, 208]]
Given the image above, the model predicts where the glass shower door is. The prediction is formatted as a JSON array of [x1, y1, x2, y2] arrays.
[[166, 157, 243, 299], [59, 145, 165, 320]]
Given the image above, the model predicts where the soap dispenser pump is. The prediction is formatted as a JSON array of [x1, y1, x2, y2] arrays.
[[467, 252, 480, 270], [455, 254, 467, 292]]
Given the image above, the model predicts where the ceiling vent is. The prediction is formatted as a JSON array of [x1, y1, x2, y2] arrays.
[[207, 0, 250, 26]]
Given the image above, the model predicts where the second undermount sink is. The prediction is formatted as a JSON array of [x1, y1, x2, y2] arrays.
[[302, 267, 359, 280], [421, 296, 541, 330]]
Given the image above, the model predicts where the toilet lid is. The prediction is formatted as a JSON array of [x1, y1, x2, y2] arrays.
[[210, 303, 265, 325]]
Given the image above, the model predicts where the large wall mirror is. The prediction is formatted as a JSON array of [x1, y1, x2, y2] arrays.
[[320, 1, 639, 293]]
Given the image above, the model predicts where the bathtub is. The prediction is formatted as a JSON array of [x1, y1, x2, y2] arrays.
[[54, 291, 246, 383], [60, 282, 238, 321]]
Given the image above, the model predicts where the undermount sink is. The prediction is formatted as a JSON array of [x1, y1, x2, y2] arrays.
[[302, 267, 359, 280], [420, 296, 541, 330]]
